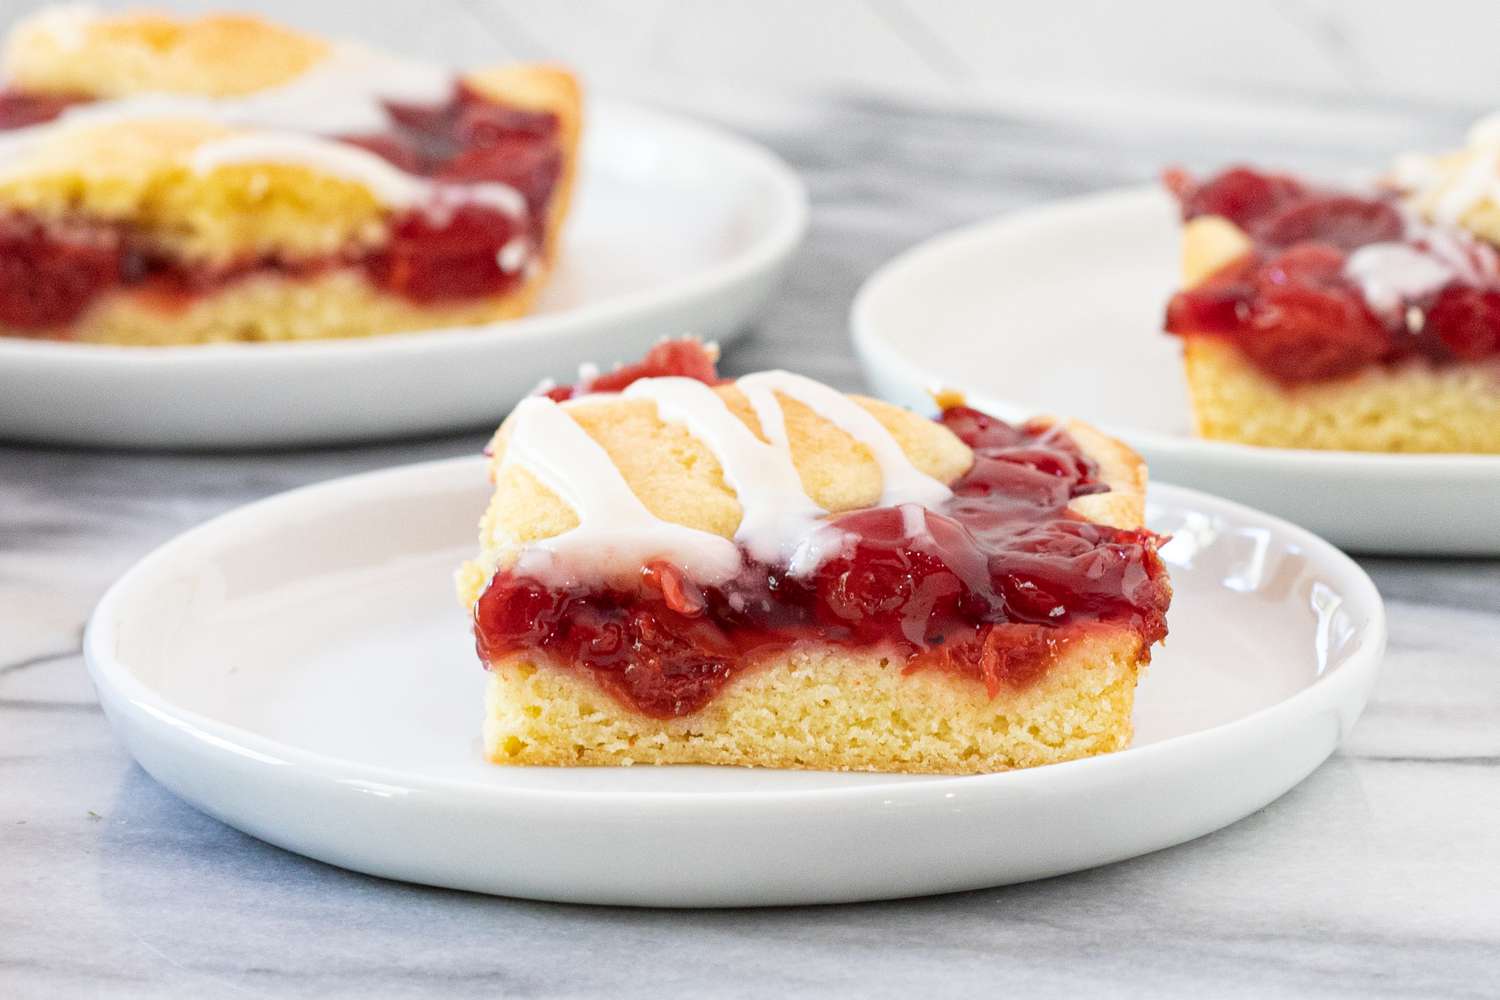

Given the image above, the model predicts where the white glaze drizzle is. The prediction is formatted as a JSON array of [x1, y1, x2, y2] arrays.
[[187, 133, 526, 217], [497, 237, 531, 273], [19, 5, 92, 51], [1339, 203, 1500, 322], [0, 24, 530, 223], [3, 27, 449, 135], [1344, 242, 1456, 317], [736, 371, 952, 509], [1336, 115, 1500, 319], [622, 377, 827, 566], [899, 502, 931, 541], [495, 371, 955, 587], [498, 396, 741, 586]]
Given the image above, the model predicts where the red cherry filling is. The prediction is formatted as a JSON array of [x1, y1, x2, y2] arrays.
[[1236, 245, 1391, 381], [0, 216, 123, 329], [368, 204, 525, 302], [1258, 197, 1403, 252], [355, 84, 562, 228], [1167, 165, 1307, 232], [1164, 166, 1500, 380], [1424, 285, 1500, 360], [475, 355, 1172, 719], [0, 82, 562, 335], [0, 88, 91, 129]]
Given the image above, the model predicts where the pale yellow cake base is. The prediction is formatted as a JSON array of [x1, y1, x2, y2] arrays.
[[484, 635, 1143, 774], [1183, 338, 1500, 453], [2, 267, 546, 345]]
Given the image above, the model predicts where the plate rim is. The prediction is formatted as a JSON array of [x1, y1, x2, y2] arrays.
[[850, 184, 1500, 476], [84, 454, 1387, 811], [0, 97, 809, 371]]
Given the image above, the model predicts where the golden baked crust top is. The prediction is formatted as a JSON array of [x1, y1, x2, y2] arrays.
[[0, 9, 584, 265], [0, 116, 393, 263], [1178, 215, 1253, 289], [481, 389, 971, 554], [4, 7, 328, 97], [1061, 418, 1147, 529], [459, 384, 1150, 604]]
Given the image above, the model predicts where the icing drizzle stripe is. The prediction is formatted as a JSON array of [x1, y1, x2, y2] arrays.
[[737, 371, 951, 508], [498, 396, 740, 586], [0, 37, 528, 221], [495, 373, 955, 586]]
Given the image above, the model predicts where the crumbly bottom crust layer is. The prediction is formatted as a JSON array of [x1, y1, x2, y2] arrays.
[[1, 266, 547, 345], [1183, 338, 1500, 453], [482, 634, 1144, 774]]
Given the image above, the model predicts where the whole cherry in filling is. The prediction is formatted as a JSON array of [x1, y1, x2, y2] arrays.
[[474, 343, 1171, 719], [1163, 165, 1500, 381]]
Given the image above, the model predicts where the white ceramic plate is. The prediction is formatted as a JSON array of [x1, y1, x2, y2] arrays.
[[0, 99, 806, 449], [85, 456, 1384, 907], [852, 186, 1500, 554]]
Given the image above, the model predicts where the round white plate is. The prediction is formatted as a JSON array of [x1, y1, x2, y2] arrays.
[[85, 456, 1384, 907], [852, 186, 1500, 554], [0, 99, 806, 449]]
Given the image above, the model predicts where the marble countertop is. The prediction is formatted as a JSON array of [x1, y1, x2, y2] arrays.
[[4, 91, 1500, 999]]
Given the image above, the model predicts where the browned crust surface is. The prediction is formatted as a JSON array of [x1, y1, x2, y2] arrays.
[[4, 8, 328, 97]]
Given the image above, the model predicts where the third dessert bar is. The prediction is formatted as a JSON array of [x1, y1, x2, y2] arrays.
[[0, 7, 580, 344]]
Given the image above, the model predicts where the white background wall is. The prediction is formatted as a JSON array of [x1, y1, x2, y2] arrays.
[[4, 0, 1496, 122]]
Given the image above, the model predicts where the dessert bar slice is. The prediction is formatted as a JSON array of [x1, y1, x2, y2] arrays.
[[458, 342, 1172, 773], [1164, 162, 1500, 452], [0, 7, 580, 344]]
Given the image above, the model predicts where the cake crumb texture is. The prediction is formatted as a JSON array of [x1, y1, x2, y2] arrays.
[[483, 636, 1142, 773], [3, 268, 545, 344], [1183, 338, 1500, 452]]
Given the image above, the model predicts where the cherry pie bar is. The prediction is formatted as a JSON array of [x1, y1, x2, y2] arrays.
[[0, 7, 580, 344], [457, 341, 1172, 773], [1163, 144, 1500, 452]]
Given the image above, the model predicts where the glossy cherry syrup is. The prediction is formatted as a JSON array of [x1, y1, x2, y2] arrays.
[[1163, 166, 1500, 381], [474, 344, 1171, 719], [0, 83, 561, 332], [353, 83, 562, 302]]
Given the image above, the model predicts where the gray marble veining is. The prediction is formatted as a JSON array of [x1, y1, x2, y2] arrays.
[[4, 92, 1500, 999]]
